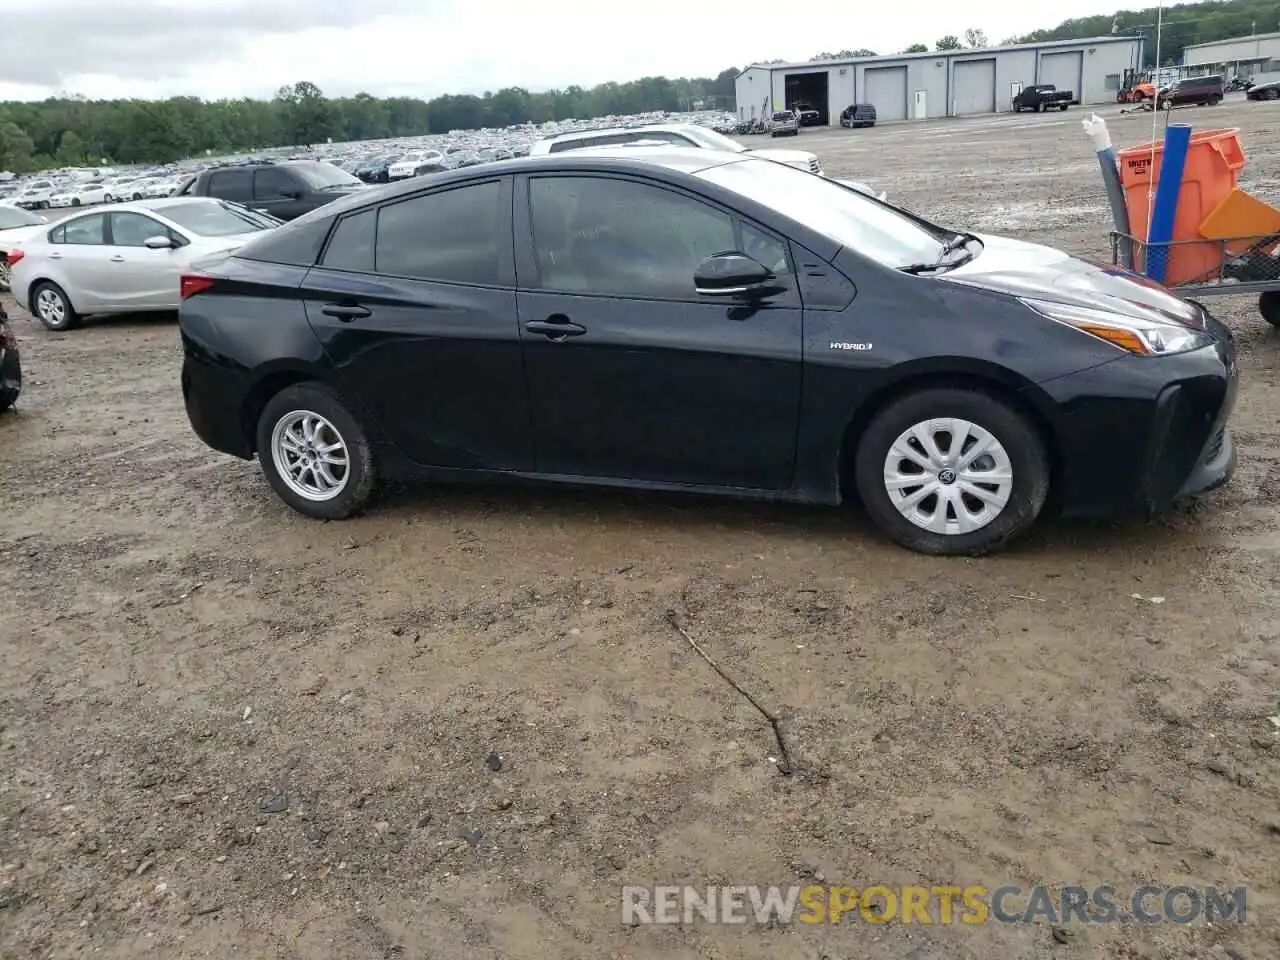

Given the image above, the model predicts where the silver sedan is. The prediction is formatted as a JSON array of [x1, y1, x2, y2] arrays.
[[8, 198, 279, 331]]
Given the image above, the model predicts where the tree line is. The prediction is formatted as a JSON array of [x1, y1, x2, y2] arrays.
[[0, 0, 1269, 173]]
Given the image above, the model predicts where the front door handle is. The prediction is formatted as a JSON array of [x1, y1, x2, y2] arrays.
[[48, 252, 62, 260], [320, 302, 371, 321], [525, 316, 586, 341], [109, 256, 125, 262]]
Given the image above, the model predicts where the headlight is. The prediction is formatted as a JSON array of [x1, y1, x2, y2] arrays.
[[1019, 297, 1213, 356]]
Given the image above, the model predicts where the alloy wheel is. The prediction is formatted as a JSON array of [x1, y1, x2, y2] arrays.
[[270, 410, 351, 502], [0, 259, 10, 292], [881, 417, 1014, 536], [35, 288, 66, 327]]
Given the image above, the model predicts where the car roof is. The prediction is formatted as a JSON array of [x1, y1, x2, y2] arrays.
[[58, 197, 225, 216], [535, 122, 710, 145]]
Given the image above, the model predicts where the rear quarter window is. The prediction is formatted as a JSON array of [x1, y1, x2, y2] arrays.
[[235, 215, 334, 267]]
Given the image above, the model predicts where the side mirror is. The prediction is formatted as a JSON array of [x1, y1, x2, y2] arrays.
[[143, 235, 175, 250], [693, 252, 781, 298]]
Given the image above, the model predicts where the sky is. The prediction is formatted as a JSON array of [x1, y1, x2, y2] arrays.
[[0, 0, 1129, 102]]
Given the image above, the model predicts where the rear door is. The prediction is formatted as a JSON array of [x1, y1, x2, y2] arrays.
[[300, 177, 534, 471], [45, 213, 113, 311], [512, 173, 803, 489]]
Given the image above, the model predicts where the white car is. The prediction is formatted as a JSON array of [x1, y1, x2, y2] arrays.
[[47, 187, 79, 209], [99, 178, 140, 202], [0, 205, 48, 292], [7, 197, 276, 331], [387, 151, 445, 180], [15, 180, 56, 209], [527, 123, 886, 199]]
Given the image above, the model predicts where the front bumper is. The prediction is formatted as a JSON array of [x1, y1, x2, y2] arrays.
[[1035, 314, 1239, 519]]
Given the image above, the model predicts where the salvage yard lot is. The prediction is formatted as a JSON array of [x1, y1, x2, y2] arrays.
[[2, 100, 1279, 959]]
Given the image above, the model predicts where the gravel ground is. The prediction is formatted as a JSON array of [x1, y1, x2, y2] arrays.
[[2, 99, 1279, 960]]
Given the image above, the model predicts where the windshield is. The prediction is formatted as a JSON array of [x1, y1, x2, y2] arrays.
[[218, 201, 283, 229], [677, 127, 747, 153], [0, 206, 43, 229], [697, 159, 946, 269], [291, 161, 362, 189], [161, 201, 267, 237]]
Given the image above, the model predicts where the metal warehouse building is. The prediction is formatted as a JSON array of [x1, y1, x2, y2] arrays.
[[1183, 32, 1280, 75], [735, 36, 1145, 124]]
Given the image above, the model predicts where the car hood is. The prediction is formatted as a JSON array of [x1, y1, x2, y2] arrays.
[[941, 233, 1204, 327], [749, 147, 817, 163]]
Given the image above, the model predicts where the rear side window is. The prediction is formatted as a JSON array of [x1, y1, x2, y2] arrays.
[[375, 181, 502, 286], [321, 210, 376, 273], [207, 169, 252, 202], [53, 214, 106, 245]]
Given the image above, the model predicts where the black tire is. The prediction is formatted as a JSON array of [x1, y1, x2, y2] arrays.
[[1260, 291, 1280, 327], [1059, 104, 1069, 111], [255, 382, 377, 520], [853, 387, 1050, 556], [30, 281, 80, 331]]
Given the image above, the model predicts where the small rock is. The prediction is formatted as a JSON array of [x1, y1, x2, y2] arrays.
[[389, 837, 406, 853], [304, 824, 329, 844], [134, 858, 156, 876], [1206, 759, 1234, 779], [173, 793, 197, 806], [485, 752, 503, 772], [416, 813, 432, 828], [241, 707, 252, 721], [375, 821, 390, 835], [300, 676, 327, 697], [1141, 825, 1174, 845], [492, 797, 513, 811], [260, 794, 289, 814], [1265, 822, 1280, 836], [192, 901, 222, 916], [928, 598, 946, 615], [462, 828, 482, 846], [1050, 925, 1073, 944]]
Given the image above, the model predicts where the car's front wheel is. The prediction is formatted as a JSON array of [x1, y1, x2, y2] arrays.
[[854, 388, 1050, 555], [256, 383, 377, 520], [31, 281, 80, 331]]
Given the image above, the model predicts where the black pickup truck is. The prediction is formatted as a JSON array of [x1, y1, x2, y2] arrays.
[[1013, 84, 1073, 112], [789, 102, 822, 126]]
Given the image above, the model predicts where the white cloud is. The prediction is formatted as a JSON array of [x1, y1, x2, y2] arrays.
[[0, 0, 1130, 101]]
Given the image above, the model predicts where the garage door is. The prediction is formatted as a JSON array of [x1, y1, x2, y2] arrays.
[[952, 59, 996, 115], [863, 66, 907, 121], [1039, 51, 1083, 101]]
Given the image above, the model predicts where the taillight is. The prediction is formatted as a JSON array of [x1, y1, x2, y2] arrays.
[[179, 274, 214, 299], [5, 249, 24, 266]]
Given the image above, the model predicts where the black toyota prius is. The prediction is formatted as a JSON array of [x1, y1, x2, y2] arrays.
[[176, 147, 1238, 555]]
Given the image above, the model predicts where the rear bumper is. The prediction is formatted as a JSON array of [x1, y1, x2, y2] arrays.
[[181, 354, 253, 459]]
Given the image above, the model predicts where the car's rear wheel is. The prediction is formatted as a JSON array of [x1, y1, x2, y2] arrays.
[[31, 281, 80, 331], [0, 258, 11, 293], [854, 388, 1050, 555], [256, 383, 376, 520]]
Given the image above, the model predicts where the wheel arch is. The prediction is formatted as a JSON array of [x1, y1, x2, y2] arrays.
[[27, 277, 77, 314], [240, 365, 327, 456], [836, 361, 1064, 504]]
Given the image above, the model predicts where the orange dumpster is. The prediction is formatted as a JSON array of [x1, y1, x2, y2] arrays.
[[1117, 128, 1245, 285], [1198, 187, 1280, 254]]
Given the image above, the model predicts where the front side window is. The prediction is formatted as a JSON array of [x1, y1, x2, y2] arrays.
[[375, 181, 502, 285], [55, 214, 107, 245], [528, 176, 737, 300], [110, 212, 167, 247], [254, 168, 298, 200]]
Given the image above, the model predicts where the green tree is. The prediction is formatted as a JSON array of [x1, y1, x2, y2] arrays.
[[0, 121, 35, 171], [964, 28, 989, 47], [903, 43, 929, 53], [54, 129, 86, 164], [936, 35, 962, 50]]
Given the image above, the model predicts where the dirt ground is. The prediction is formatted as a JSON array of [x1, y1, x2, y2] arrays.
[[2, 99, 1279, 960]]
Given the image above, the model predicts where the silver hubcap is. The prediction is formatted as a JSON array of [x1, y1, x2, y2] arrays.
[[0, 260, 10, 290], [36, 289, 65, 325], [271, 410, 350, 502], [883, 417, 1014, 536]]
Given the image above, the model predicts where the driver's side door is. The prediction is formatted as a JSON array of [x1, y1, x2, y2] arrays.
[[253, 168, 306, 220], [513, 173, 804, 490], [101, 211, 186, 309]]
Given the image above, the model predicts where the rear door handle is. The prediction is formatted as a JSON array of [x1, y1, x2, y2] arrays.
[[525, 316, 586, 340], [48, 252, 62, 260], [109, 256, 125, 262], [320, 302, 371, 321]]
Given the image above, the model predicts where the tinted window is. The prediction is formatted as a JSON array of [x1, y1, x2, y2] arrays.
[[254, 168, 299, 200], [110, 212, 167, 246], [234, 215, 332, 266], [322, 210, 376, 272], [528, 176, 735, 299], [207, 169, 252, 202], [289, 161, 362, 189], [57, 214, 107, 245], [375, 182, 502, 285]]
